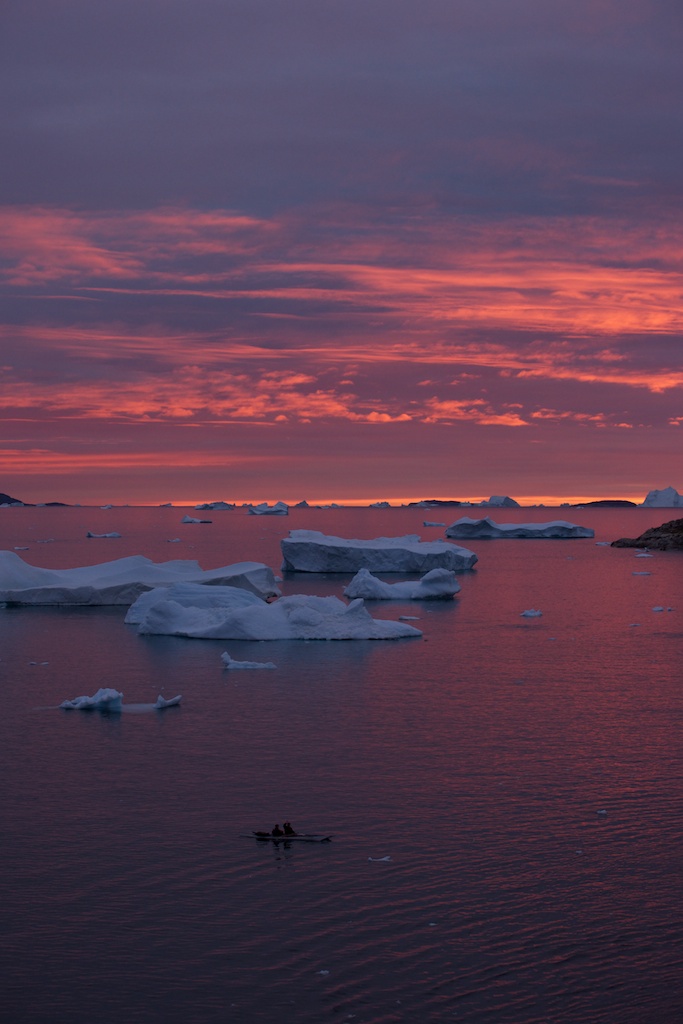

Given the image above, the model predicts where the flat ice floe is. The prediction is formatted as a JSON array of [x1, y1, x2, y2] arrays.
[[129, 585, 422, 640], [221, 651, 277, 669], [0, 551, 280, 605], [445, 516, 594, 539], [343, 567, 460, 600], [280, 530, 477, 572], [59, 687, 181, 712]]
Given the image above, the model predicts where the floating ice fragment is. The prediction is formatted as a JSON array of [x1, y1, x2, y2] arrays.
[[368, 856, 392, 862], [652, 606, 665, 612], [221, 651, 277, 670], [281, 530, 477, 572], [317, 970, 330, 976], [595, 541, 611, 546], [344, 566, 460, 600], [520, 609, 542, 617], [423, 521, 446, 527], [181, 515, 212, 524], [167, 538, 181, 543], [635, 552, 653, 558], [597, 809, 607, 816], [154, 694, 182, 708], [1, 552, 279, 605], [399, 615, 420, 620], [86, 531, 121, 539], [446, 516, 594, 539], [133, 588, 422, 640], [632, 571, 651, 575], [14, 546, 29, 550], [60, 687, 123, 711]]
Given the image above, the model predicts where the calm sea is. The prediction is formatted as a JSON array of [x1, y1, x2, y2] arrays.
[[2, 505, 683, 1024]]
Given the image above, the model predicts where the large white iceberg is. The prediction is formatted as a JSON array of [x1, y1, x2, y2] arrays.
[[445, 517, 594, 539], [281, 530, 477, 572], [640, 486, 683, 507], [343, 567, 460, 600], [130, 585, 422, 640], [0, 552, 280, 605], [247, 501, 289, 515]]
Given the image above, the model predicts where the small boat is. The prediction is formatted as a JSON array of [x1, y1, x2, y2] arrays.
[[242, 831, 334, 843]]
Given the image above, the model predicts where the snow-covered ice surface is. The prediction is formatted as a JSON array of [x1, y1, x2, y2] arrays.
[[281, 530, 477, 572], [0, 551, 280, 605], [343, 567, 460, 600], [446, 516, 594, 539], [125, 581, 266, 624], [133, 589, 422, 640]]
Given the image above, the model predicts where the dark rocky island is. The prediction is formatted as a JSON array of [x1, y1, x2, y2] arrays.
[[612, 517, 683, 550], [573, 499, 637, 507], [0, 491, 25, 505]]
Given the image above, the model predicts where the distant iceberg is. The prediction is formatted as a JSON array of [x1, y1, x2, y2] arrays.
[[247, 501, 289, 515], [480, 495, 520, 507], [0, 552, 280, 605], [640, 486, 683, 507], [344, 567, 460, 600], [181, 514, 212, 524], [132, 588, 422, 640], [445, 517, 594, 539], [194, 501, 234, 510], [281, 530, 477, 572]]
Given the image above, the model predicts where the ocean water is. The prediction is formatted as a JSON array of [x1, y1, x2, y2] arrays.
[[2, 504, 683, 1024]]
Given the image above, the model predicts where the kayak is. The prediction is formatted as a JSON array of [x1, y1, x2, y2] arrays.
[[243, 832, 334, 843]]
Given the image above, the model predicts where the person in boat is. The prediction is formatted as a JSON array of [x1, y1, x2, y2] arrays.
[[271, 824, 284, 837], [283, 821, 297, 836]]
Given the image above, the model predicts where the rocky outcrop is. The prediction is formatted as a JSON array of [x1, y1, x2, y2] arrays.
[[611, 518, 683, 550]]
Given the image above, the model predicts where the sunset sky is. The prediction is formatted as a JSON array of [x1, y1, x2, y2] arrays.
[[2, 0, 682, 505]]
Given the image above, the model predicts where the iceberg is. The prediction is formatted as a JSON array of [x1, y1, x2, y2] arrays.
[[247, 501, 289, 515], [640, 486, 683, 507], [445, 517, 594, 539], [60, 687, 123, 711], [481, 495, 520, 507], [194, 501, 235, 510], [343, 567, 460, 600], [133, 589, 422, 640], [0, 551, 280, 605], [281, 530, 477, 572], [181, 514, 212, 524], [221, 651, 277, 669], [60, 688, 181, 712], [125, 580, 265, 624]]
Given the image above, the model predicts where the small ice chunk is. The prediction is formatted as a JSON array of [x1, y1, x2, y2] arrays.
[[423, 521, 446, 527], [221, 651, 277, 670], [167, 538, 181, 543], [86, 531, 121, 539], [368, 856, 392, 862], [652, 606, 665, 612], [154, 694, 182, 708], [14, 546, 29, 550], [632, 571, 651, 575], [521, 609, 542, 617], [181, 515, 212, 524], [597, 809, 607, 816]]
